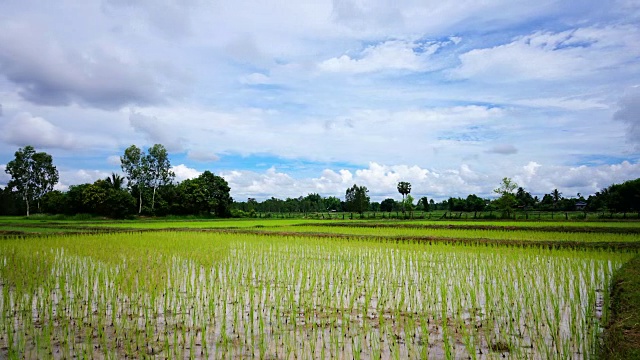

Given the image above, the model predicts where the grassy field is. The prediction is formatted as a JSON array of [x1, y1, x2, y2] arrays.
[[0, 217, 638, 359]]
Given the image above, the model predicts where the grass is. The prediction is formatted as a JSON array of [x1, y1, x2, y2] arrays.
[[601, 254, 640, 359]]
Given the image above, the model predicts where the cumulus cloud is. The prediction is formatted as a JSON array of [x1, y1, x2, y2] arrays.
[[512, 161, 640, 196], [221, 162, 491, 201], [171, 164, 201, 182], [1, 112, 76, 149], [0, 22, 170, 109], [613, 88, 640, 149], [56, 169, 111, 191], [486, 144, 518, 155], [215, 160, 640, 202]]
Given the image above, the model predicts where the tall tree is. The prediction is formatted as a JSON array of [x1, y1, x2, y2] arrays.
[[417, 196, 430, 211], [120, 145, 145, 214], [145, 144, 175, 212], [397, 181, 411, 213], [551, 189, 562, 209], [345, 184, 370, 214], [493, 177, 518, 218], [5, 145, 59, 216]]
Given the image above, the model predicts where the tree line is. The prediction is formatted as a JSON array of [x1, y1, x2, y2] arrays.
[[2, 145, 639, 218], [1, 145, 232, 218]]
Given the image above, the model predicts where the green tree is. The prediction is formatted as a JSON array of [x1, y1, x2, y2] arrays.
[[177, 171, 232, 217], [345, 184, 370, 215], [380, 198, 396, 212], [465, 194, 486, 212], [146, 144, 175, 212], [417, 196, 430, 211], [106, 173, 125, 190], [397, 181, 411, 213], [121, 145, 145, 214], [404, 194, 415, 215], [41, 190, 66, 214], [552, 188, 562, 209], [5, 145, 59, 216], [515, 187, 535, 208], [324, 196, 342, 211], [493, 177, 518, 218]]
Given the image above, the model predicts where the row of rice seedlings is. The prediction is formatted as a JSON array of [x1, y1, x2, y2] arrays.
[[265, 224, 640, 243], [0, 231, 633, 358]]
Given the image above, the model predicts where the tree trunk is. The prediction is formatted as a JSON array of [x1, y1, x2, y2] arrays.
[[138, 191, 143, 214], [25, 198, 30, 217], [152, 186, 157, 211]]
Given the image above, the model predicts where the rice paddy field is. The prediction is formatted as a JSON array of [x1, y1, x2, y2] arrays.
[[0, 217, 638, 359]]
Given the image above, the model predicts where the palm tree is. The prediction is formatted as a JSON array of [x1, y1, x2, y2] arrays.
[[106, 173, 125, 190], [397, 181, 411, 213], [552, 188, 562, 209]]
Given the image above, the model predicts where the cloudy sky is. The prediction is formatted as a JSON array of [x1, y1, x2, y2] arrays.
[[1, 0, 639, 202]]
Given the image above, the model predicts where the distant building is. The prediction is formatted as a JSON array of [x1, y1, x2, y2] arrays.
[[575, 201, 587, 210]]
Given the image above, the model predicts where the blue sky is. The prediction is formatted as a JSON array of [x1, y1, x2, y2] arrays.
[[1, 0, 639, 202]]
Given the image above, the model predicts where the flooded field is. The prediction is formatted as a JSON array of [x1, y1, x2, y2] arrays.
[[0, 229, 634, 359]]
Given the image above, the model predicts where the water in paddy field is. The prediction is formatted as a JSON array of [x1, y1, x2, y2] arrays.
[[0, 239, 628, 359]]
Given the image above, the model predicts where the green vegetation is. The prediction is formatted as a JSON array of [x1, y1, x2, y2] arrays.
[[0, 218, 638, 358], [4, 145, 59, 216], [601, 255, 640, 359]]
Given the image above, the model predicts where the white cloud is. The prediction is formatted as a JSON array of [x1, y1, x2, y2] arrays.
[[218, 160, 640, 202], [0, 1, 638, 201], [453, 26, 640, 82], [239, 73, 272, 85], [56, 169, 111, 191], [318, 39, 439, 73], [1, 112, 76, 149], [171, 164, 201, 182]]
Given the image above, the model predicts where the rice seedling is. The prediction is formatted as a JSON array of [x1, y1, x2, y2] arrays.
[[0, 229, 634, 358]]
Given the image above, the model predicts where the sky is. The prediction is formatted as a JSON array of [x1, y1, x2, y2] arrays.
[[1, 0, 639, 203]]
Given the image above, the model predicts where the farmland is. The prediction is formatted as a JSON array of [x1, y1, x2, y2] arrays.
[[0, 218, 638, 359]]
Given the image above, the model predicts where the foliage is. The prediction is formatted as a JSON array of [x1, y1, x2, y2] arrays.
[[380, 198, 396, 212], [120, 145, 145, 214], [601, 255, 640, 359], [345, 184, 370, 214], [403, 194, 415, 213], [5, 145, 59, 216], [146, 144, 175, 212], [397, 181, 411, 213], [493, 177, 518, 218], [417, 196, 430, 211], [176, 171, 232, 217]]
